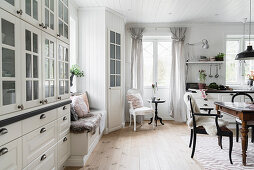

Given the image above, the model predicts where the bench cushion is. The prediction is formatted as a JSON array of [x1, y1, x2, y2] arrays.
[[70, 113, 102, 134]]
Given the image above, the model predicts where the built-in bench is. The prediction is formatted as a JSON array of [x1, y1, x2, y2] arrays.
[[65, 109, 106, 167]]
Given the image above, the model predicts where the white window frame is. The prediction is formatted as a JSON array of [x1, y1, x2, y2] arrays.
[[226, 36, 254, 86], [143, 36, 171, 89]]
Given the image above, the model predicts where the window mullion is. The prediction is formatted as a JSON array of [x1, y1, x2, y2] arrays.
[[154, 40, 158, 84]]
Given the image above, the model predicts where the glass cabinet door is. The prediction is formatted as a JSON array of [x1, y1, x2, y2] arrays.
[[1, 0, 20, 17], [57, 40, 69, 100], [109, 31, 121, 88], [57, 0, 69, 43], [0, 9, 21, 115], [21, 22, 42, 109], [42, 0, 57, 36], [21, 0, 42, 29], [42, 32, 56, 103]]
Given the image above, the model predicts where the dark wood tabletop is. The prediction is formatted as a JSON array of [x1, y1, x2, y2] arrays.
[[151, 100, 166, 103], [214, 102, 254, 112]]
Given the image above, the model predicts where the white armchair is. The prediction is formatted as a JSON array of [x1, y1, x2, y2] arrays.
[[127, 89, 155, 131]]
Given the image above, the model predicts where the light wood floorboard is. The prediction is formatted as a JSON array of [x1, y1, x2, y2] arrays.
[[65, 121, 204, 170]]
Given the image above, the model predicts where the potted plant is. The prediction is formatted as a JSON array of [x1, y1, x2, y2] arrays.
[[70, 64, 84, 87], [247, 71, 254, 86], [215, 52, 225, 61], [198, 70, 207, 89]]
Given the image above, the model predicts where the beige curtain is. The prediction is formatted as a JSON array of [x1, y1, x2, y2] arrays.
[[130, 27, 145, 95], [169, 27, 187, 122]]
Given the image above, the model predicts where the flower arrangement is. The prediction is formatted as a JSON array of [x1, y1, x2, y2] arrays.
[[151, 83, 158, 100], [199, 70, 207, 83], [70, 64, 84, 87], [247, 71, 254, 80]]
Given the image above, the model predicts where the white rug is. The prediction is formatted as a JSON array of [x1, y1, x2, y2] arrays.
[[183, 136, 254, 170]]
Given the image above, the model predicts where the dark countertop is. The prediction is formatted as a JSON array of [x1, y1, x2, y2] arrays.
[[187, 89, 254, 93]]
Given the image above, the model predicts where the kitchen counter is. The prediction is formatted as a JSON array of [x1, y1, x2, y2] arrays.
[[187, 89, 254, 93]]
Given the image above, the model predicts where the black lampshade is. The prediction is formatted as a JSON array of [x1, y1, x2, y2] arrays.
[[235, 46, 254, 60]]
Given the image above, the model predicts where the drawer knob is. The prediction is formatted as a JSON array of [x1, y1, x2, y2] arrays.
[[204, 104, 208, 106], [230, 93, 234, 96], [57, 34, 60, 37], [40, 114, 46, 119], [63, 137, 68, 142], [0, 128, 8, 136], [18, 104, 24, 110], [40, 154, 47, 161], [63, 106, 67, 110], [63, 116, 67, 121], [40, 128, 46, 133], [16, 9, 23, 15], [204, 98, 208, 101], [0, 148, 8, 156], [58, 96, 62, 100], [40, 100, 44, 104]]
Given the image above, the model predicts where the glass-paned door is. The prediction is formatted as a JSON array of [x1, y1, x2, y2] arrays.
[[21, 22, 42, 109], [42, 32, 56, 103], [109, 31, 121, 87], [1, 0, 20, 17], [42, 0, 57, 36], [0, 9, 21, 115], [21, 0, 42, 29], [57, 0, 69, 43], [57, 40, 69, 100]]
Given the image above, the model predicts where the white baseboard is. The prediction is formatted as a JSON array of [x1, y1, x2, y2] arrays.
[[65, 131, 104, 167], [108, 125, 122, 133]]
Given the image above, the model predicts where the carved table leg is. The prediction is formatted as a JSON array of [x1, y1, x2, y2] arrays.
[[241, 120, 249, 166]]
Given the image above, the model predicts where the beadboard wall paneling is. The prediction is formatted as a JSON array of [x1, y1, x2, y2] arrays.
[[78, 8, 106, 110]]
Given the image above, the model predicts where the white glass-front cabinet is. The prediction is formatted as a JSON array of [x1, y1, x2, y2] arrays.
[[42, 32, 57, 103], [0, 9, 21, 115], [20, 0, 42, 29], [57, 40, 70, 100], [42, 0, 57, 36], [21, 22, 42, 109], [1, 0, 21, 17], [57, 0, 69, 43]]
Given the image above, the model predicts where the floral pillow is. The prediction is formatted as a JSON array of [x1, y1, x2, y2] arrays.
[[72, 96, 89, 118], [127, 93, 144, 109]]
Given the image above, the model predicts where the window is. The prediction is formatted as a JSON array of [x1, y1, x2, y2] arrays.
[[143, 38, 172, 87], [226, 37, 254, 85]]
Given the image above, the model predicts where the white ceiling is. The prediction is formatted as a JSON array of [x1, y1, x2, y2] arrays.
[[72, 0, 253, 23]]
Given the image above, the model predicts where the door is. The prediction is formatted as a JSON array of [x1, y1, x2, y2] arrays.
[[0, 0, 20, 17], [56, 40, 70, 100], [108, 30, 123, 131], [0, 9, 21, 115], [41, 0, 57, 36], [57, 0, 69, 43], [42, 32, 57, 103], [20, 0, 42, 29], [21, 21, 42, 109]]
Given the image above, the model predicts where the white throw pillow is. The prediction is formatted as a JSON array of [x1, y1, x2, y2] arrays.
[[127, 93, 144, 109], [72, 96, 89, 118]]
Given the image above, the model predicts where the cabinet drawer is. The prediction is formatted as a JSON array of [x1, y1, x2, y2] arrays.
[[88, 127, 99, 147], [22, 109, 57, 134], [58, 104, 70, 118], [23, 145, 57, 170], [22, 121, 57, 167], [0, 138, 22, 170], [58, 133, 70, 168], [0, 121, 22, 146], [58, 113, 70, 139]]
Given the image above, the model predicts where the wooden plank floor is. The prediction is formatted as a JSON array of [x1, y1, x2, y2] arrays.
[[66, 121, 203, 170]]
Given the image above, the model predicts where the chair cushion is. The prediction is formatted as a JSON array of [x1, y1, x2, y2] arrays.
[[127, 93, 144, 109], [133, 107, 153, 115], [236, 118, 254, 125]]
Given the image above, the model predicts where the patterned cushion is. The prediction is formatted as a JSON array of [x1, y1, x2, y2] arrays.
[[72, 96, 89, 118], [127, 93, 144, 109], [82, 92, 90, 113]]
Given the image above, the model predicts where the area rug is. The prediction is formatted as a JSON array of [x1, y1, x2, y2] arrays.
[[183, 136, 254, 170]]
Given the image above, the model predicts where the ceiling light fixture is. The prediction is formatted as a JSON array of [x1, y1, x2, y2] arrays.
[[235, 0, 254, 60]]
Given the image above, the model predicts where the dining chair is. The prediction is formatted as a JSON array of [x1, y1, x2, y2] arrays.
[[186, 95, 233, 164], [232, 92, 254, 143], [127, 89, 155, 131]]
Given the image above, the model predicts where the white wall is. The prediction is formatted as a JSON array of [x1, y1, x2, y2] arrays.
[[69, 1, 79, 93], [77, 8, 106, 110], [125, 22, 254, 121]]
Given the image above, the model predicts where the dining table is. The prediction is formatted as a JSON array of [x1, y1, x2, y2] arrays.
[[215, 101, 254, 166]]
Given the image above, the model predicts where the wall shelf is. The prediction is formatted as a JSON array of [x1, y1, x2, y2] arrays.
[[186, 61, 224, 64]]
